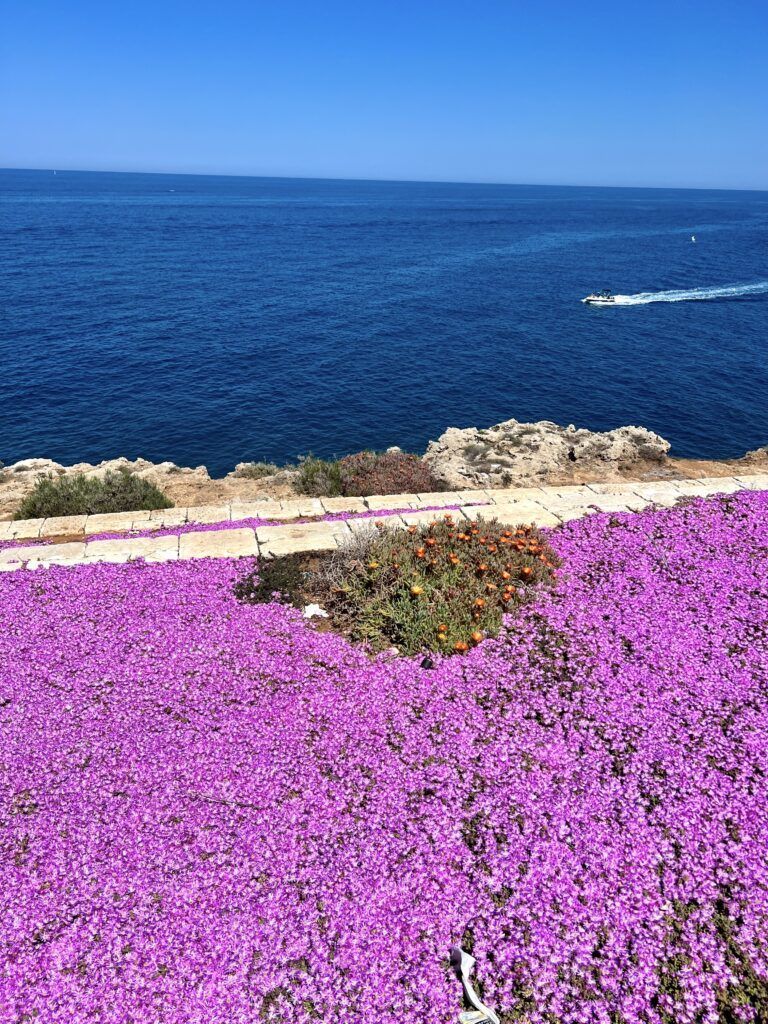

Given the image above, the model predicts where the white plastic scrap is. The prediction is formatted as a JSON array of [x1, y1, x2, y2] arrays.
[[302, 603, 329, 619], [450, 946, 500, 1024]]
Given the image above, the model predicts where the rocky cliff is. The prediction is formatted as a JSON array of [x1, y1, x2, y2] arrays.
[[423, 418, 671, 489]]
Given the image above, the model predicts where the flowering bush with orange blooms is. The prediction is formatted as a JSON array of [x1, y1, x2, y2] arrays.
[[307, 514, 560, 655]]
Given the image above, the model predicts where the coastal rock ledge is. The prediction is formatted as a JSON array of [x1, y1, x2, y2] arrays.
[[423, 418, 671, 488]]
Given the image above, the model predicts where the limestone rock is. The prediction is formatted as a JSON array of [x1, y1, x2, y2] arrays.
[[423, 418, 671, 489], [737, 445, 768, 464]]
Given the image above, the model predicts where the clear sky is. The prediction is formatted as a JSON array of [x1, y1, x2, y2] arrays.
[[2, 0, 766, 189]]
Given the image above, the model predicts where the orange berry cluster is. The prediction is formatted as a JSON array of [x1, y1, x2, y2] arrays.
[[377, 513, 558, 655]]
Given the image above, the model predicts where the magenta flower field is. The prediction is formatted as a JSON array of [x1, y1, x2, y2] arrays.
[[2, 493, 768, 1023]]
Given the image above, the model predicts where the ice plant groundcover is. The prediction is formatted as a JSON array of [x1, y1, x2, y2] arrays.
[[1, 492, 767, 1024]]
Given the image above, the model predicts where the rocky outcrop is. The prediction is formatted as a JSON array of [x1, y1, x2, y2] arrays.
[[2, 454, 208, 491], [423, 418, 671, 489]]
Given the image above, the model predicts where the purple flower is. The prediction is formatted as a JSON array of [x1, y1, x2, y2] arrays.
[[1, 491, 766, 1023]]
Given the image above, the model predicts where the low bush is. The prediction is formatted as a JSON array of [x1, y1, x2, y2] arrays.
[[15, 469, 173, 520], [295, 450, 439, 498], [295, 455, 344, 497], [234, 461, 281, 480], [338, 450, 439, 496], [237, 514, 559, 655]]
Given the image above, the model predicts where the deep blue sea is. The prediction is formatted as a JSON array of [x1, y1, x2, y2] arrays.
[[2, 169, 768, 475]]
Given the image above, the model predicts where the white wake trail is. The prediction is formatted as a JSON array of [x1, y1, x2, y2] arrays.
[[612, 282, 768, 305]]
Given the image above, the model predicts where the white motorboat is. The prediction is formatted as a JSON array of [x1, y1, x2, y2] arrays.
[[582, 289, 616, 305]]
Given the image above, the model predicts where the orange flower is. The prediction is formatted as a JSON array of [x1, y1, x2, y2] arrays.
[[474, 597, 486, 609], [437, 623, 448, 633], [416, 547, 426, 558], [501, 570, 511, 580], [471, 631, 483, 644], [485, 582, 498, 593], [449, 553, 460, 565], [501, 591, 512, 603], [520, 566, 533, 578], [407, 525, 418, 534], [477, 563, 489, 573], [454, 641, 469, 653], [426, 537, 437, 547]]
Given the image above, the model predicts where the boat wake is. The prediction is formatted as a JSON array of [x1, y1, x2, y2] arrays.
[[612, 282, 768, 305]]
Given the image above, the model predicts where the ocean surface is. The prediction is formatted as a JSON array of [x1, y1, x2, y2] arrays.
[[2, 169, 768, 476]]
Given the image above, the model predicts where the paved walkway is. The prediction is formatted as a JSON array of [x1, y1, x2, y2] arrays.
[[2, 474, 766, 572]]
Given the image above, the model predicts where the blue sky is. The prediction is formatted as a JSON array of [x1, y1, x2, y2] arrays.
[[2, 0, 766, 189]]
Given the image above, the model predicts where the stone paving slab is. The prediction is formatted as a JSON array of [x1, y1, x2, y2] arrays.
[[85, 534, 180, 564], [179, 528, 258, 559], [278, 498, 326, 518], [484, 486, 547, 503], [364, 493, 421, 510], [733, 474, 768, 489], [229, 500, 285, 521], [539, 504, 594, 523], [2, 518, 45, 541], [677, 477, 742, 495], [413, 490, 466, 506], [256, 520, 350, 557], [39, 514, 88, 538], [585, 482, 642, 496], [84, 510, 152, 535], [27, 542, 88, 569], [147, 507, 189, 526], [585, 493, 650, 513], [185, 504, 232, 524], [462, 503, 562, 527], [540, 484, 597, 501], [319, 496, 368, 513], [0, 542, 53, 569], [629, 482, 686, 506]]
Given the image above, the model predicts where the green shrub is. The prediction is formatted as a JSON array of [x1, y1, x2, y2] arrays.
[[235, 461, 281, 480], [238, 514, 560, 655], [15, 470, 173, 520], [295, 455, 344, 497]]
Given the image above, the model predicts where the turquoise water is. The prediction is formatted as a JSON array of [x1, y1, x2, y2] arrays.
[[2, 169, 767, 474]]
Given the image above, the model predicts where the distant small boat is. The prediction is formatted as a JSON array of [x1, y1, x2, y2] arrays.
[[691, 235, 696, 242], [582, 288, 616, 305]]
